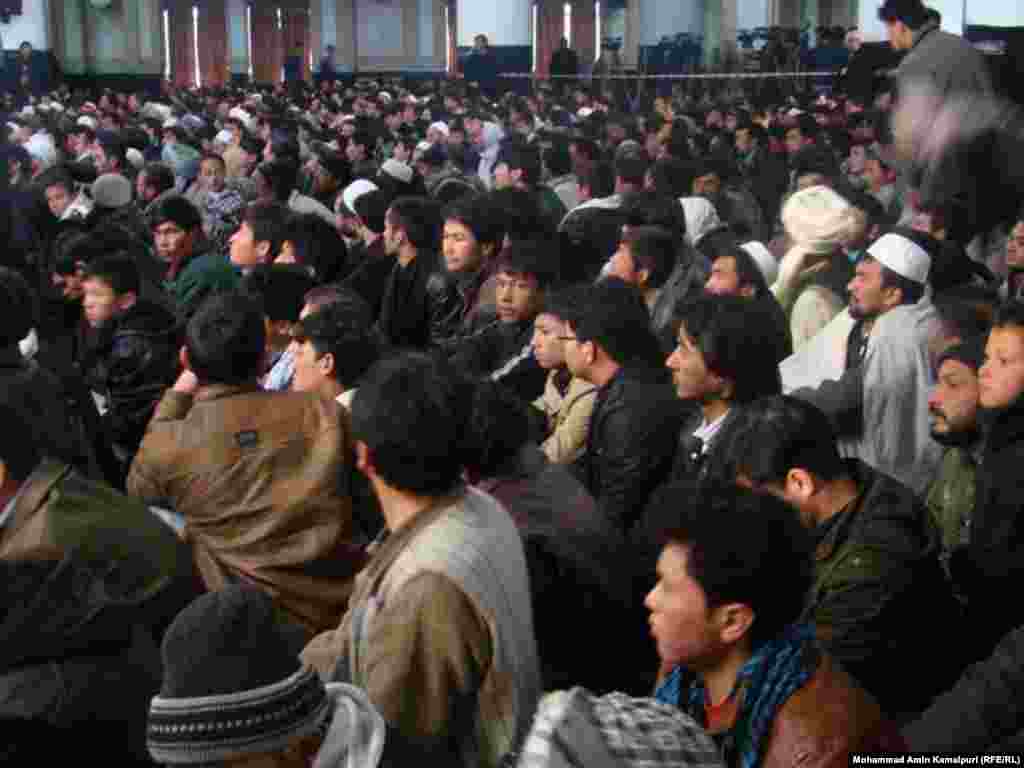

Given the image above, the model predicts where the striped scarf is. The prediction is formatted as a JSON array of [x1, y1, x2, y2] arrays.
[[655, 623, 818, 768]]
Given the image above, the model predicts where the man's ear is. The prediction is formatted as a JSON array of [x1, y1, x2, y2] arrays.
[[256, 239, 272, 263], [179, 346, 190, 371], [716, 603, 755, 645], [116, 291, 138, 314], [355, 440, 374, 477]]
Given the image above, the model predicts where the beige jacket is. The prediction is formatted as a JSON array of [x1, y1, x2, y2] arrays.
[[533, 373, 598, 464]]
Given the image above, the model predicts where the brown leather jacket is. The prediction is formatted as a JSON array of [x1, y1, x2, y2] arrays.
[[722, 654, 888, 768], [127, 384, 366, 634]]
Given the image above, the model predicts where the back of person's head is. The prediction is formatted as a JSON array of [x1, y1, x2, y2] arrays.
[[352, 188, 391, 235], [567, 276, 663, 368], [542, 282, 588, 324], [241, 264, 317, 324], [614, 152, 649, 187], [96, 132, 126, 168], [351, 352, 472, 495], [793, 113, 820, 141], [543, 141, 572, 178], [622, 191, 687, 244], [580, 163, 615, 200], [52, 229, 93, 276], [185, 291, 266, 385], [993, 300, 1024, 334], [487, 187, 551, 241], [82, 252, 141, 297], [498, 142, 543, 187], [294, 291, 380, 387], [386, 196, 442, 252], [494, 237, 559, 291], [878, 0, 930, 28], [256, 158, 299, 202], [243, 200, 290, 261], [653, 481, 813, 649], [141, 161, 175, 196], [463, 378, 531, 480], [268, 136, 300, 163], [621, 226, 676, 290], [442, 194, 504, 251], [674, 294, 783, 403], [718, 395, 846, 489], [149, 194, 202, 232], [790, 145, 839, 186], [0, 267, 37, 348], [647, 156, 696, 200], [281, 212, 349, 283]]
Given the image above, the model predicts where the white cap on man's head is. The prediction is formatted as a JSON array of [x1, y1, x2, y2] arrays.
[[340, 179, 378, 216], [866, 232, 931, 284]]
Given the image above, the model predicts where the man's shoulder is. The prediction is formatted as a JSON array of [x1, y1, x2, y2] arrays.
[[767, 652, 883, 764]]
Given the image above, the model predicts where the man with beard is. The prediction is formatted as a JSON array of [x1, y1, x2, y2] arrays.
[[925, 337, 984, 589]]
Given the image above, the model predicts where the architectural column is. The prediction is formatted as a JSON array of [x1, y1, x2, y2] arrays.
[[571, 0, 596, 71], [335, 0, 357, 72], [201, 0, 230, 86], [721, 0, 738, 66], [227, 0, 250, 78], [622, 0, 641, 67], [535, 0, 565, 76]]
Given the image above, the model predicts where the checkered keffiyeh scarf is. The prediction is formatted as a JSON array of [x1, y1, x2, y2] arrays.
[[655, 623, 818, 768], [515, 687, 725, 768]]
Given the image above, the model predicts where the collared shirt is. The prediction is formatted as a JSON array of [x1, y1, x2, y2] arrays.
[[693, 410, 730, 453]]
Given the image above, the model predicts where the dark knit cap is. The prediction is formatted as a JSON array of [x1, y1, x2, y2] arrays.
[[937, 336, 986, 374], [147, 586, 329, 765]]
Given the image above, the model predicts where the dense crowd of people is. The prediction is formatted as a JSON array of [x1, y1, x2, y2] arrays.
[[5, 0, 1024, 763]]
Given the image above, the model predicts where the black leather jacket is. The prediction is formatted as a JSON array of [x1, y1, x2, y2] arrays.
[[574, 364, 686, 534], [378, 252, 459, 349]]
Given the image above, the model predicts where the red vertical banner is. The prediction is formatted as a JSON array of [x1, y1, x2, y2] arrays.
[[535, 0, 565, 77], [201, 0, 230, 85], [168, 0, 196, 87], [570, 0, 595, 72], [251, 2, 284, 83]]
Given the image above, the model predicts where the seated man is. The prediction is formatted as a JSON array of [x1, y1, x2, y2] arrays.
[[464, 379, 649, 695], [289, 289, 381, 410], [0, 401, 199, 642], [127, 291, 364, 637], [228, 200, 290, 274], [438, 194, 504, 339], [150, 195, 239, 319], [449, 240, 552, 403], [647, 482, 892, 765], [301, 353, 540, 767], [564, 277, 684, 534], [722, 396, 961, 719], [531, 285, 598, 464], [80, 254, 180, 476], [605, 225, 676, 315]]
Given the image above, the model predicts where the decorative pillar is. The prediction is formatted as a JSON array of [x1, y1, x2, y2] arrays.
[[227, 0, 250, 77], [336, 0, 357, 72], [571, 0, 595, 70]]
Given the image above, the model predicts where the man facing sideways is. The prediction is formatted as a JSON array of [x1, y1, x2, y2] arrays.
[[301, 352, 540, 767]]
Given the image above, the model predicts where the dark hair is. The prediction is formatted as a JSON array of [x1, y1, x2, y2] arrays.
[[442, 195, 504, 249], [96, 133, 126, 169], [614, 152, 649, 186], [674, 295, 783, 404], [495, 238, 558, 291], [52, 230, 93, 276], [790, 145, 840, 184], [349, 130, 374, 153], [185, 291, 266, 384], [149, 195, 202, 232], [386, 196, 441, 252], [268, 137, 301, 163], [353, 188, 391, 235], [542, 283, 588, 323], [622, 226, 676, 290], [242, 201, 290, 262], [498, 142, 542, 187], [580, 163, 615, 199], [654, 481, 813, 649], [647, 156, 695, 200], [878, 0, 930, 28], [790, 113, 820, 141], [256, 159, 299, 202], [281, 212, 349, 283], [463, 379, 531, 479], [993, 300, 1024, 331], [39, 168, 75, 194], [141, 162, 176, 196], [241, 264, 316, 323], [0, 267, 37, 347], [350, 352, 471, 495], [294, 291, 380, 387], [0, 403, 41, 482], [717, 245, 770, 297], [567, 276, 663, 367], [486, 187, 551, 240], [718, 395, 847, 489], [878, 262, 925, 305], [82, 252, 140, 297], [622, 191, 687, 244], [543, 141, 572, 178]]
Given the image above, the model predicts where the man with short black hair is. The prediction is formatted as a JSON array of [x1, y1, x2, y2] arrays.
[[151, 195, 239, 318], [647, 482, 889, 763], [301, 352, 540, 767], [136, 161, 176, 214], [606, 225, 676, 313], [127, 290, 363, 637], [564, 277, 684, 533], [494, 142, 567, 231], [80, 253, 180, 474], [723, 395, 961, 718], [229, 200, 290, 271], [342, 188, 395, 321]]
